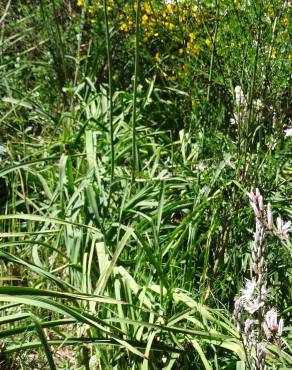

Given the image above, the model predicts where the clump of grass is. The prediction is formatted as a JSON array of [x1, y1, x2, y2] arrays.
[[0, 1, 291, 369]]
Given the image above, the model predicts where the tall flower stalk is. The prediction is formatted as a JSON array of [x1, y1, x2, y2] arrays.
[[234, 189, 285, 370]]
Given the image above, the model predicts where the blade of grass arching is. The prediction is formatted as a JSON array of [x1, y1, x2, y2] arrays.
[[188, 337, 212, 370], [0, 286, 125, 305], [1, 90, 54, 127], [166, 308, 201, 328], [30, 314, 57, 370], [0, 250, 75, 289], [200, 207, 218, 302], [207, 340, 244, 359], [0, 214, 101, 235], [85, 236, 98, 296], [0, 155, 60, 177], [0, 295, 146, 358], [85, 184, 102, 229], [0, 319, 75, 339], [103, 0, 115, 187], [172, 291, 239, 337], [96, 241, 110, 277], [164, 192, 222, 271], [96, 227, 134, 295], [3, 338, 183, 354], [114, 279, 128, 335], [142, 75, 156, 109], [0, 313, 30, 325], [142, 330, 159, 370], [162, 354, 181, 370], [133, 230, 169, 289], [0, 240, 67, 259], [0, 303, 21, 312], [0, 230, 60, 238], [131, 0, 141, 182], [1, 94, 53, 121], [115, 266, 153, 310], [107, 317, 236, 343]]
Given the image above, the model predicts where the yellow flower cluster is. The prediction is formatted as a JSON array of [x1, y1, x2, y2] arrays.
[[74, 0, 218, 82], [76, 1, 291, 83]]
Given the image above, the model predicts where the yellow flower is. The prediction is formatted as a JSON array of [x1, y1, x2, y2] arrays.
[[179, 48, 184, 55], [187, 43, 200, 55], [143, 3, 152, 15], [168, 23, 175, 31], [120, 23, 128, 32], [167, 75, 176, 82], [163, 12, 169, 20], [142, 14, 148, 24], [281, 18, 288, 26], [155, 52, 161, 63], [192, 44, 200, 55], [77, 0, 83, 7], [189, 32, 196, 41], [205, 38, 212, 47], [166, 4, 174, 13]]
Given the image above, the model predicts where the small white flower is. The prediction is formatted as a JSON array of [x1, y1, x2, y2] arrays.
[[240, 279, 257, 303], [267, 203, 273, 230], [246, 300, 264, 314], [244, 318, 255, 335], [276, 217, 291, 240], [230, 116, 237, 125], [263, 308, 284, 338], [253, 99, 263, 111], [284, 126, 292, 137], [235, 85, 246, 107], [278, 318, 284, 337], [196, 163, 206, 172]]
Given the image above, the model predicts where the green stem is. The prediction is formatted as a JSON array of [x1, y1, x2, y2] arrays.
[[103, 0, 114, 187], [132, 0, 140, 183]]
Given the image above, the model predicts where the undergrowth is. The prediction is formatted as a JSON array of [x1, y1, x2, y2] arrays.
[[0, 1, 291, 369]]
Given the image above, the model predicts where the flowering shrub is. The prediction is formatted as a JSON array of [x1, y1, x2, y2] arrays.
[[75, 0, 290, 85], [73, 0, 291, 136]]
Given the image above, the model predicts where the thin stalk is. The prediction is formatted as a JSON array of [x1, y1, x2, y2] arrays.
[[72, 0, 87, 104], [103, 0, 114, 186], [132, 0, 140, 183], [0, 0, 11, 25], [243, 2, 263, 176]]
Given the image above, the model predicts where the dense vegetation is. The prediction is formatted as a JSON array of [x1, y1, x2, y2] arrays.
[[0, 1, 291, 369]]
